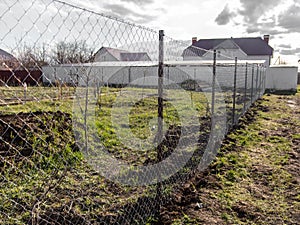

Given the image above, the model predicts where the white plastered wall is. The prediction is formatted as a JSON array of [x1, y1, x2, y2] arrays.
[[266, 65, 298, 91]]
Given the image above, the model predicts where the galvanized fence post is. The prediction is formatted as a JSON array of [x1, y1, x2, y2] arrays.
[[158, 29, 164, 161], [251, 64, 254, 104], [243, 63, 248, 113], [156, 29, 164, 220], [211, 50, 217, 117], [260, 65, 264, 96], [23, 82, 27, 104], [259, 65, 262, 97], [232, 57, 238, 126], [263, 67, 267, 93], [194, 68, 196, 91], [128, 67, 131, 85], [255, 64, 259, 101]]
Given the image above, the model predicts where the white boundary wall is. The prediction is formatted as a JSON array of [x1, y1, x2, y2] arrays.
[[266, 65, 298, 91], [42, 60, 265, 88]]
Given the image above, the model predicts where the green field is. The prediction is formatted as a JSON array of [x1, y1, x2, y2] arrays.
[[1, 85, 291, 224], [0, 86, 210, 224]]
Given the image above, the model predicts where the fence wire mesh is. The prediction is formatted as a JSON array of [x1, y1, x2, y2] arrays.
[[1, 1, 266, 224]]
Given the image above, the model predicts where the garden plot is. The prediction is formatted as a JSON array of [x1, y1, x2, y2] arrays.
[[0, 86, 213, 224]]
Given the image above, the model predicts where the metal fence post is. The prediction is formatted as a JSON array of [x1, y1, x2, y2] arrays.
[[232, 57, 238, 126], [194, 68, 196, 91], [250, 64, 254, 103], [158, 29, 164, 160], [259, 65, 262, 97], [211, 50, 217, 117], [156, 29, 164, 220], [23, 82, 27, 104], [128, 67, 131, 85], [255, 64, 259, 101], [243, 63, 248, 113], [260, 65, 264, 97], [263, 67, 267, 93]]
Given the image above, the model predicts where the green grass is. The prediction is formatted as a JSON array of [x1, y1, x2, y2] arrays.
[[5, 84, 292, 224], [0, 86, 210, 224], [213, 92, 299, 224], [167, 85, 300, 224], [0, 86, 75, 100], [0, 110, 149, 224]]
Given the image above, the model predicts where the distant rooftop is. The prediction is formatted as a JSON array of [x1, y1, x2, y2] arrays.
[[96, 47, 151, 61], [0, 48, 19, 70], [0, 49, 16, 60], [120, 52, 151, 61], [183, 37, 274, 57]]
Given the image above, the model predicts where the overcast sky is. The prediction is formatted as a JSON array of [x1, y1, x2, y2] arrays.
[[0, 0, 299, 64], [69, 0, 300, 64]]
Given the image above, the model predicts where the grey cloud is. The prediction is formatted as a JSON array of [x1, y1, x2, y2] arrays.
[[155, 8, 167, 13], [215, 4, 236, 25], [278, 5, 300, 32], [238, 0, 282, 23], [246, 20, 276, 32], [280, 48, 300, 55], [246, 27, 284, 35], [214, 0, 283, 34], [103, 3, 138, 17], [103, 3, 157, 23], [233, 0, 300, 37], [119, 0, 154, 5], [278, 44, 292, 48], [245, 18, 285, 36], [246, 26, 260, 34], [132, 14, 158, 24]]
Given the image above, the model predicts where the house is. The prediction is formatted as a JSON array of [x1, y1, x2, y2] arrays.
[[94, 47, 151, 62], [182, 35, 274, 66], [0, 49, 42, 86], [0, 48, 19, 70]]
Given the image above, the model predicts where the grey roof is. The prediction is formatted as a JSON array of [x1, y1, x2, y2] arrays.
[[120, 52, 151, 61], [98, 47, 129, 61], [183, 37, 274, 57], [96, 47, 151, 61], [0, 49, 15, 60]]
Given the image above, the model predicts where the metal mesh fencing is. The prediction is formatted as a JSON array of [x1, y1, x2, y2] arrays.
[[0, 1, 266, 224]]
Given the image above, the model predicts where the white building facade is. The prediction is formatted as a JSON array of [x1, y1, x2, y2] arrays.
[[182, 35, 273, 67]]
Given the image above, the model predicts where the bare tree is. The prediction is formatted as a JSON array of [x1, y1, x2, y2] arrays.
[[15, 40, 94, 68], [53, 40, 95, 64], [15, 42, 49, 69]]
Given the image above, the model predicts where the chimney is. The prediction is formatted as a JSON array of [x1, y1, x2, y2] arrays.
[[192, 37, 197, 45], [263, 35, 270, 44]]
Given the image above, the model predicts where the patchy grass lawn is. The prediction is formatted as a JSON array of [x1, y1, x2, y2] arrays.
[[159, 86, 300, 225], [1, 84, 299, 224], [0, 86, 210, 224]]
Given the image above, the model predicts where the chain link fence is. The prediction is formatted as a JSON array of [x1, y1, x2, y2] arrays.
[[0, 1, 266, 224]]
